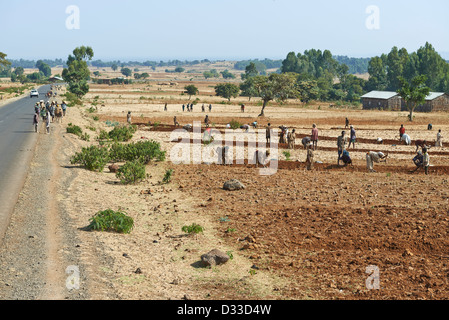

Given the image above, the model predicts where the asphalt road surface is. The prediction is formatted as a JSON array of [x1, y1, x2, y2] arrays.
[[0, 85, 50, 244]]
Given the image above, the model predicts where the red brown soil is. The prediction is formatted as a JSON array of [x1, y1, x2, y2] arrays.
[[173, 164, 449, 300]]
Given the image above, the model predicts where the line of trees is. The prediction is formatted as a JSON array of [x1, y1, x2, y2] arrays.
[[3, 56, 55, 83], [366, 42, 449, 93]]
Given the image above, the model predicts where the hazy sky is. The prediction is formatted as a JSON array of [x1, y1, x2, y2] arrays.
[[1, 0, 448, 61]]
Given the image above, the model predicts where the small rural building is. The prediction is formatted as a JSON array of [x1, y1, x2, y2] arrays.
[[407, 92, 449, 113], [361, 91, 402, 111], [362, 91, 449, 113]]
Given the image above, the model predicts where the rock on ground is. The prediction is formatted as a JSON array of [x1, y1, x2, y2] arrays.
[[201, 249, 230, 267], [223, 179, 245, 191]]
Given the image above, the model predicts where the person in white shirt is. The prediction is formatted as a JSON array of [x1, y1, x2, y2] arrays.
[[366, 151, 388, 172], [436, 130, 443, 147], [401, 133, 411, 146]]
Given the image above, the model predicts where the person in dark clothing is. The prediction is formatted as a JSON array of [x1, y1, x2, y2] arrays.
[[411, 151, 424, 173], [341, 150, 352, 167]]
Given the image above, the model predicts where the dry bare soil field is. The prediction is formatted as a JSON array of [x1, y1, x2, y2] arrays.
[[52, 67, 449, 300]]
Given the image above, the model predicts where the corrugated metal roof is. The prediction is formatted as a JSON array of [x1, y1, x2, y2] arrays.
[[361, 91, 399, 100], [362, 91, 448, 101], [426, 92, 446, 100]]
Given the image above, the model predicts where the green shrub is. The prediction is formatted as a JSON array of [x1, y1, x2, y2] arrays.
[[70, 145, 110, 172], [229, 119, 242, 130], [116, 160, 146, 185], [67, 123, 83, 137], [283, 151, 291, 161], [80, 132, 90, 141], [162, 169, 174, 184], [88, 209, 134, 234], [108, 125, 137, 142], [62, 92, 83, 107], [108, 141, 166, 164], [98, 129, 110, 140], [182, 223, 204, 235]]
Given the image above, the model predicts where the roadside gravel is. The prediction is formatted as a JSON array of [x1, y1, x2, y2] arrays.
[[0, 117, 116, 300]]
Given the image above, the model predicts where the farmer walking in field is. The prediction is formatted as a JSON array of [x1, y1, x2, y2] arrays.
[[174, 116, 180, 127], [337, 131, 346, 165], [266, 123, 272, 144], [204, 115, 210, 128], [311, 124, 318, 150], [366, 151, 388, 173], [345, 117, 350, 129], [127, 111, 132, 124], [348, 125, 356, 149], [287, 129, 296, 149], [435, 129, 441, 146]]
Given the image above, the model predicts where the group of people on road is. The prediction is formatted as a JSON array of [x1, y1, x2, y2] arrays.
[[33, 100, 67, 134]]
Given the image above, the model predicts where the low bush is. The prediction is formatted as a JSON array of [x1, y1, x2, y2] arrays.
[[62, 92, 83, 107], [116, 160, 146, 185], [87, 209, 134, 234], [182, 223, 204, 235], [162, 169, 174, 184], [229, 119, 242, 130], [97, 129, 109, 140], [108, 140, 166, 164], [67, 123, 83, 137], [80, 133, 90, 141], [70, 145, 110, 172], [108, 125, 137, 142]]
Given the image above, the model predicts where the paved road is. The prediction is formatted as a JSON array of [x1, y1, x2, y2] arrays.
[[0, 85, 51, 244]]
